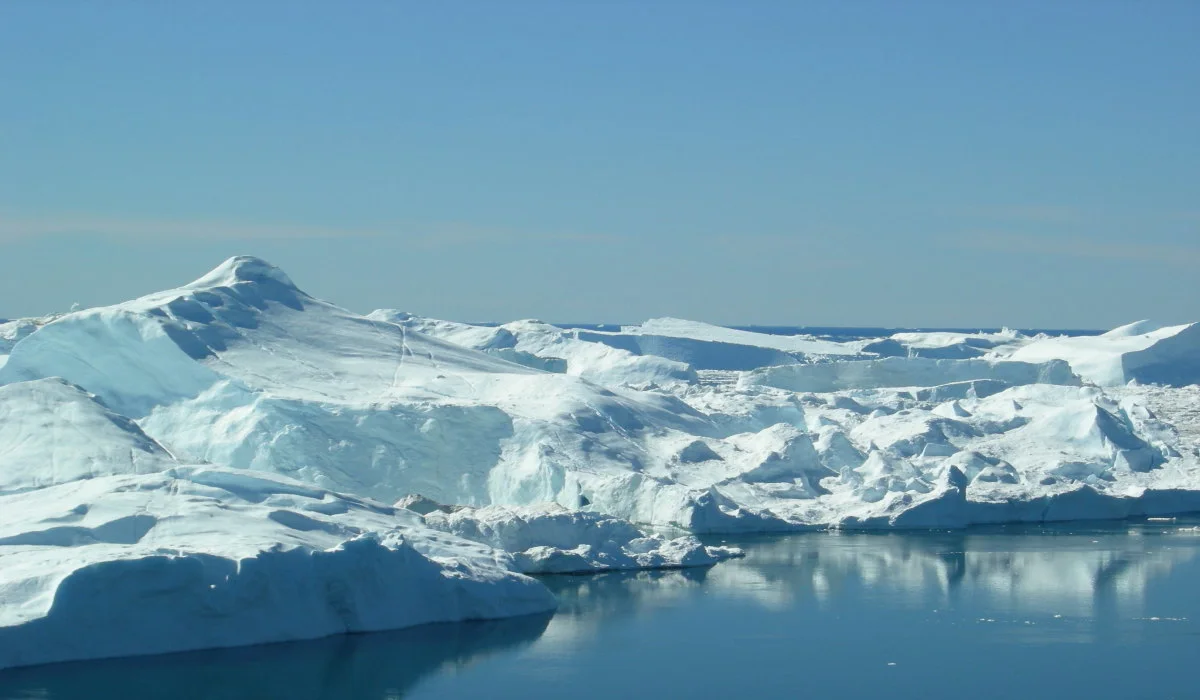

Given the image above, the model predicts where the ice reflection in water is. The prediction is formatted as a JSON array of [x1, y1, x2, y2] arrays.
[[707, 525, 1197, 618], [704, 524, 1198, 647], [538, 521, 1199, 652], [0, 614, 552, 700]]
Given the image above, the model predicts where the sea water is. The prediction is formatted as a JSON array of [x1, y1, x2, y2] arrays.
[[1, 519, 1197, 700]]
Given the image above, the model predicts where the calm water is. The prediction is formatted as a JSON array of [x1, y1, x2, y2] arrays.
[[2, 520, 1198, 700]]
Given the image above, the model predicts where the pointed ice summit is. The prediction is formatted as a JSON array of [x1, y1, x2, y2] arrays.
[[184, 255, 301, 291], [157, 254, 312, 314], [0, 257, 771, 530]]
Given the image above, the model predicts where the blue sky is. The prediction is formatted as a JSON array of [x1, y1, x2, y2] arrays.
[[1, 1, 1196, 328]]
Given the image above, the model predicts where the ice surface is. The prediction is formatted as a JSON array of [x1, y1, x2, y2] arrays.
[[0, 468, 554, 669], [1, 257, 1196, 535], [0, 316, 57, 356], [1, 256, 1199, 668], [370, 312, 698, 387], [742, 356, 1080, 393], [0, 378, 177, 492], [417, 502, 743, 574], [582, 317, 867, 371], [1004, 323, 1200, 387], [629, 318, 863, 356]]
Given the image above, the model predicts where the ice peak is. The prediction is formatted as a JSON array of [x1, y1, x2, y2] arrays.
[[185, 256, 299, 292], [1102, 320, 1164, 337]]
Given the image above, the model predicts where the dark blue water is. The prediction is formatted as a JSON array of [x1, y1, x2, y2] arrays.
[[2, 520, 1197, 700]]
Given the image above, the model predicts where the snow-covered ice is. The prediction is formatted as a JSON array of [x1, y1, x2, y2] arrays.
[[368, 312, 699, 388], [0, 466, 554, 669], [1003, 321, 1200, 387], [414, 502, 743, 574], [2, 255, 1199, 668]]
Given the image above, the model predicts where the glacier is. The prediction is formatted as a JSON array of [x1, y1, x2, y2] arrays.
[[1, 255, 1199, 668]]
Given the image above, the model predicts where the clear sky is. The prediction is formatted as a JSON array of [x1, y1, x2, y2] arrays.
[[1, 1, 1196, 328]]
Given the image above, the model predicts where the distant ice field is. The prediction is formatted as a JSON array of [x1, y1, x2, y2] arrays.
[[553, 324, 1105, 340]]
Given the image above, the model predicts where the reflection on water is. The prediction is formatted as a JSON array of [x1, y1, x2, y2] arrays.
[[704, 524, 1199, 621], [2, 520, 1198, 700], [539, 521, 1200, 650], [0, 614, 551, 700]]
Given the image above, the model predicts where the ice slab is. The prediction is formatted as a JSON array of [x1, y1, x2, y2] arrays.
[[1006, 323, 1200, 387], [0, 468, 554, 670]]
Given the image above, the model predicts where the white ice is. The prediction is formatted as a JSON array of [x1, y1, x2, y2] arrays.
[[0, 465, 553, 668], [1, 256, 1199, 668], [415, 501, 743, 574]]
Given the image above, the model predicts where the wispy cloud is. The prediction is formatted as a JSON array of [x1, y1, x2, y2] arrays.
[[948, 231, 1200, 266], [405, 223, 625, 249], [1167, 210, 1200, 224], [0, 213, 623, 247], [706, 233, 817, 248], [991, 205, 1084, 225], [956, 205, 1200, 228], [701, 232, 862, 268], [0, 214, 380, 242], [952, 205, 1085, 225]]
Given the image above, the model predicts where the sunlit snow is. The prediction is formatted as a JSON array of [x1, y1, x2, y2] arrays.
[[1, 256, 1198, 668]]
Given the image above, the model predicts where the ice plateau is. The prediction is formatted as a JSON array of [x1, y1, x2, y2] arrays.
[[1, 255, 1199, 668]]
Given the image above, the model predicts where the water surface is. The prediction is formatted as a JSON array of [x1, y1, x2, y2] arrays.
[[3, 519, 1197, 699]]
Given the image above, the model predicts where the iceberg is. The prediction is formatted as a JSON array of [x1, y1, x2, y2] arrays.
[[0, 467, 554, 669], [1, 255, 1199, 668], [1004, 322, 1200, 387]]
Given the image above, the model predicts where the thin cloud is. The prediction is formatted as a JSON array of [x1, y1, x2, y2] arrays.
[[0, 214, 623, 247], [950, 205, 1085, 225], [993, 205, 1084, 225], [406, 223, 625, 249], [0, 214, 380, 242], [958, 206, 1200, 227], [703, 232, 861, 268], [949, 231, 1200, 266], [1167, 211, 1200, 224]]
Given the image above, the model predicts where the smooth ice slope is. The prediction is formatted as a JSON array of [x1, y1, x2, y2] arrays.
[[370, 312, 697, 387], [630, 318, 862, 356], [0, 378, 177, 492], [578, 318, 868, 371], [1006, 323, 1200, 387]]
